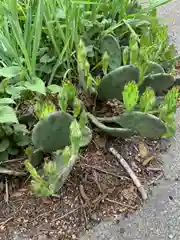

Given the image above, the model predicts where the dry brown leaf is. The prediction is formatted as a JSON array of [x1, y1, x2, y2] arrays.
[[139, 142, 148, 158], [142, 156, 154, 166]]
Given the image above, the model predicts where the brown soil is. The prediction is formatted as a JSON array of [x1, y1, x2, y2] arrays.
[[0, 134, 167, 240]]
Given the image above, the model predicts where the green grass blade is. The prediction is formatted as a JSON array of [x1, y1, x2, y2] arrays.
[[31, 0, 44, 75]]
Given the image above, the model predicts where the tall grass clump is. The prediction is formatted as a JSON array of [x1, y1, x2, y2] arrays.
[[0, 0, 173, 86]]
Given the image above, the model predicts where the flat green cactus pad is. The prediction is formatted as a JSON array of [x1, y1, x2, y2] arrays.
[[32, 112, 74, 153], [80, 126, 92, 147], [100, 35, 122, 70], [116, 111, 167, 138], [97, 65, 139, 100], [145, 62, 165, 75], [140, 73, 175, 94], [30, 149, 44, 167]]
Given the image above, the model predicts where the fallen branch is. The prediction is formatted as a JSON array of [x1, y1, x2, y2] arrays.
[[109, 147, 147, 201]]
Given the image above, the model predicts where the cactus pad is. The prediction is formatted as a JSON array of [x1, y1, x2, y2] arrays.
[[140, 73, 175, 94], [80, 126, 92, 147], [87, 113, 134, 137], [97, 65, 139, 100], [100, 35, 122, 70], [32, 112, 74, 153], [145, 62, 165, 75], [116, 111, 167, 138], [30, 149, 44, 167]]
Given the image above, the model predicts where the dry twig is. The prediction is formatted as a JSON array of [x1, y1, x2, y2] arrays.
[[2, 157, 26, 164], [109, 147, 147, 201], [79, 197, 88, 229], [105, 198, 137, 210], [0, 217, 13, 226], [146, 167, 162, 172], [0, 167, 26, 176], [148, 172, 164, 186], [80, 163, 130, 181], [92, 170, 103, 193], [4, 177, 9, 203], [52, 206, 82, 223], [79, 184, 90, 205]]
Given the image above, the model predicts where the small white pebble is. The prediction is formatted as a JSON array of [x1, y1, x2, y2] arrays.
[[72, 234, 76, 239]]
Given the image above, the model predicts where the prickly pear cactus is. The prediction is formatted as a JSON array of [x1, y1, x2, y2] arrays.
[[80, 126, 92, 147], [97, 65, 139, 101], [116, 111, 167, 138], [140, 73, 175, 94], [32, 112, 74, 153], [145, 62, 165, 75], [100, 35, 122, 70], [87, 113, 134, 137], [30, 149, 44, 167]]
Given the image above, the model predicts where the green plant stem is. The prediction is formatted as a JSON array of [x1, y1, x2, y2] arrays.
[[87, 113, 134, 137], [96, 115, 121, 123]]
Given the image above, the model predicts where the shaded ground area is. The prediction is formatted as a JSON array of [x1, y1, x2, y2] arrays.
[[0, 133, 163, 240]]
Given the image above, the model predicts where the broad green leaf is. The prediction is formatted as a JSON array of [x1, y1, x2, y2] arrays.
[[13, 124, 28, 133], [25, 77, 46, 95], [47, 84, 61, 93], [0, 139, 10, 152], [0, 151, 8, 162], [6, 86, 25, 99], [7, 146, 19, 156], [2, 125, 13, 136], [14, 133, 31, 147], [0, 66, 21, 78], [40, 54, 56, 63], [0, 98, 15, 105], [0, 106, 18, 123]]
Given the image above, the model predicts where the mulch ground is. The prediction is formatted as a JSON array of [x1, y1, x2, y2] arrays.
[[0, 134, 168, 240]]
